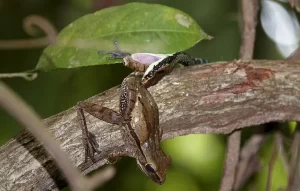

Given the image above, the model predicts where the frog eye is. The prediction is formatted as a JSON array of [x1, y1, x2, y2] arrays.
[[145, 164, 156, 173]]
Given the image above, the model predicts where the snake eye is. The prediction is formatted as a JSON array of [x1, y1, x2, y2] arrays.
[[145, 164, 156, 173]]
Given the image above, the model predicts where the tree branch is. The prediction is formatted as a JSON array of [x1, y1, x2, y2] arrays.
[[0, 81, 85, 191], [239, 0, 259, 60], [220, 131, 241, 191], [1, 60, 300, 190], [220, 0, 260, 190], [288, 128, 300, 191], [233, 133, 266, 190], [0, 82, 115, 191]]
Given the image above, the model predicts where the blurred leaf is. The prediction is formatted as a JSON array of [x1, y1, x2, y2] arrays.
[[163, 134, 224, 186], [260, 0, 300, 57], [36, 2, 211, 71], [289, 121, 297, 133]]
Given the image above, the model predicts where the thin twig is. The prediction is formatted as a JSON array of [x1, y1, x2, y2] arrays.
[[220, 0, 260, 190], [266, 139, 277, 191], [0, 81, 85, 191], [87, 166, 116, 190], [0, 70, 38, 80], [289, 0, 300, 12], [239, 0, 260, 60], [0, 79, 117, 190], [274, 132, 290, 175], [233, 134, 266, 190], [287, 47, 300, 61], [287, 128, 300, 191], [220, 131, 241, 191], [0, 15, 57, 49]]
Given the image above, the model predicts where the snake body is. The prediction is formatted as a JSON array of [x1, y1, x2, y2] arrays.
[[99, 45, 208, 88], [141, 52, 208, 88]]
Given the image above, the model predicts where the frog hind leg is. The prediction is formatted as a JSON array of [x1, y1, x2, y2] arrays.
[[77, 101, 121, 163]]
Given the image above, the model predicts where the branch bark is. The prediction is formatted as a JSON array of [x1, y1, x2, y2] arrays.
[[221, 0, 260, 190], [1, 60, 300, 190]]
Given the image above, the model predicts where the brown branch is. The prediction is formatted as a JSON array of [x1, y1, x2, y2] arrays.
[[220, 131, 241, 191], [0, 82, 84, 191], [220, 0, 260, 190], [266, 139, 277, 191], [233, 134, 266, 190], [289, 0, 300, 12], [0, 81, 117, 191], [1, 60, 300, 190], [287, 128, 300, 191], [86, 166, 116, 190], [239, 0, 259, 60], [287, 47, 300, 61], [274, 131, 290, 175]]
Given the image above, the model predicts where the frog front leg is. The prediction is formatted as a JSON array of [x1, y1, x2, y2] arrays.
[[77, 102, 121, 162], [76, 73, 140, 163], [98, 41, 131, 59]]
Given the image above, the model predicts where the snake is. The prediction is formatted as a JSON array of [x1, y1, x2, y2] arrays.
[[99, 42, 208, 88]]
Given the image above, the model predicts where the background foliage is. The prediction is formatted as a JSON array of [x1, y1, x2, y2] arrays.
[[0, 0, 293, 190]]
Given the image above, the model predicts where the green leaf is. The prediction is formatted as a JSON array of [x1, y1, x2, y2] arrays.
[[36, 2, 211, 71]]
